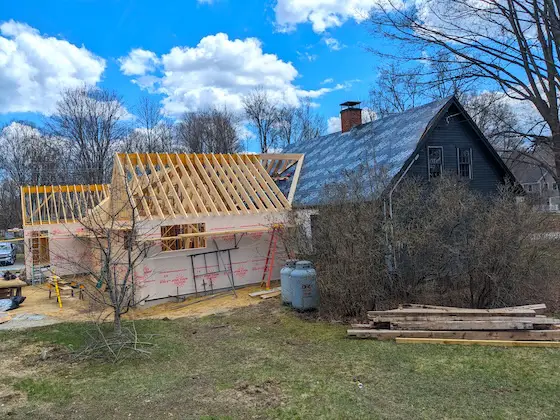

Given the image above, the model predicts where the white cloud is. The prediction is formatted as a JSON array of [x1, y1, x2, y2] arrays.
[[297, 51, 318, 62], [275, 0, 403, 33], [197, 0, 215, 3], [119, 48, 159, 76], [122, 33, 343, 117], [321, 78, 334, 84], [297, 83, 349, 99], [324, 37, 345, 51], [0, 20, 105, 115]]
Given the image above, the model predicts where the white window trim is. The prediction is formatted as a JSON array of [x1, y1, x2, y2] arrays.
[[427, 146, 444, 179], [456, 147, 473, 179]]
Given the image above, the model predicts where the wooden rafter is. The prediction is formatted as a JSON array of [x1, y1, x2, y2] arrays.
[[22, 153, 302, 226], [21, 185, 109, 226]]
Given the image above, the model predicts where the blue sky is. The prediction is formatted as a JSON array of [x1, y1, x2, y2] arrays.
[[0, 0, 390, 150]]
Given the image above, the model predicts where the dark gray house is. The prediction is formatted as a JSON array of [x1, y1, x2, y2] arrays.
[[283, 96, 517, 207]]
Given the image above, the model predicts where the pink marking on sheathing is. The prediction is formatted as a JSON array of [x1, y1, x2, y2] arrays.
[[211, 226, 235, 231], [172, 274, 188, 287], [159, 268, 187, 274], [234, 266, 248, 278]]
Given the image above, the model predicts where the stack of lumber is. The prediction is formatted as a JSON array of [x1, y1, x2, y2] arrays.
[[347, 304, 560, 342], [249, 287, 281, 300]]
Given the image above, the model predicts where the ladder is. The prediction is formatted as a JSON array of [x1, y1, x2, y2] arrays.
[[260, 226, 279, 289], [30, 234, 44, 285], [31, 266, 44, 285]]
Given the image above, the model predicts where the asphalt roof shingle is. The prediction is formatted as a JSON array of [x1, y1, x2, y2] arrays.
[[283, 97, 452, 206]]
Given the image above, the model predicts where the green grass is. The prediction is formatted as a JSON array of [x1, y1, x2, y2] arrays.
[[2, 301, 560, 419]]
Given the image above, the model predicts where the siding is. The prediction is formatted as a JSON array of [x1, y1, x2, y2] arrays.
[[407, 104, 506, 194]]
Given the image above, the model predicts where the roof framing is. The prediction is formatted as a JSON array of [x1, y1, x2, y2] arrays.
[[112, 152, 301, 220], [21, 152, 304, 226], [21, 185, 109, 226]]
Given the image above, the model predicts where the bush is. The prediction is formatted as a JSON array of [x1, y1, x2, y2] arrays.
[[284, 176, 560, 319]]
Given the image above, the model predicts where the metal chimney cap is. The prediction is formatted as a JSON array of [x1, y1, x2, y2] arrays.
[[340, 101, 361, 108]]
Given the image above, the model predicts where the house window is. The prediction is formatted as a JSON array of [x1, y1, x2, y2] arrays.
[[428, 146, 443, 178], [543, 182, 549, 191], [457, 148, 472, 179], [553, 183, 558, 190], [525, 184, 533, 192], [161, 223, 206, 252], [31, 230, 50, 265]]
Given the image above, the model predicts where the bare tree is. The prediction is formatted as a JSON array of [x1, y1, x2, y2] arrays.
[[370, 0, 560, 180], [49, 86, 127, 184], [176, 108, 240, 153], [0, 122, 70, 186], [242, 87, 279, 152], [274, 105, 297, 147], [369, 64, 424, 117], [274, 99, 326, 147], [123, 96, 175, 153], [462, 92, 525, 151], [367, 63, 525, 151], [294, 98, 326, 142], [0, 122, 71, 229]]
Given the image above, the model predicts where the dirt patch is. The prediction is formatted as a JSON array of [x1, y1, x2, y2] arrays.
[[220, 379, 284, 411], [0, 383, 27, 418]]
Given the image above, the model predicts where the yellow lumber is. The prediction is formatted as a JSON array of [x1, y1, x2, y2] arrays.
[[395, 338, 560, 347], [347, 329, 560, 341], [21, 185, 106, 194]]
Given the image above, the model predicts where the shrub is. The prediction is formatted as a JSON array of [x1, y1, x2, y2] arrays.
[[283, 176, 560, 319]]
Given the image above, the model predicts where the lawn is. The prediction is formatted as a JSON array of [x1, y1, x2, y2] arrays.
[[1, 300, 560, 419]]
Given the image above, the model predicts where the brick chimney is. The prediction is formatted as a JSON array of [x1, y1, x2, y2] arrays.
[[340, 101, 362, 133]]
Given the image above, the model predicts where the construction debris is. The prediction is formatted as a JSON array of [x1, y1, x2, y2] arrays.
[[347, 303, 560, 343], [249, 287, 282, 300], [394, 338, 560, 347]]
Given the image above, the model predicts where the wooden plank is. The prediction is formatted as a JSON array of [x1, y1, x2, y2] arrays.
[[368, 308, 537, 317], [135, 153, 165, 219], [221, 154, 259, 212], [230, 154, 269, 211], [251, 156, 292, 208], [173, 153, 209, 216], [491, 304, 547, 314], [351, 323, 374, 329], [183, 154, 220, 215], [395, 338, 560, 348], [249, 287, 281, 297], [212, 154, 250, 213], [202, 154, 239, 214], [347, 329, 560, 341], [156, 154, 189, 218], [261, 291, 281, 299], [191, 154, 228, 214], [399, 304, 466, 311], [244, 156, 284, 209], [125, 154, 153, 219], [236, 154, 275, 210], [370, 316, 560, 324], [162, 153, 198, 217], [287, 155, 304, 204], [146, 155, 176, 218], [391, 320, 534, 331]]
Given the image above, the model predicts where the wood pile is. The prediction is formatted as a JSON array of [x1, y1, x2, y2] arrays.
[[347, 304, 560, 342]]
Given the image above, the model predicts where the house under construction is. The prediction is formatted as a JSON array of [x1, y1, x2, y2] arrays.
[[20, 152, 304, 304]]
